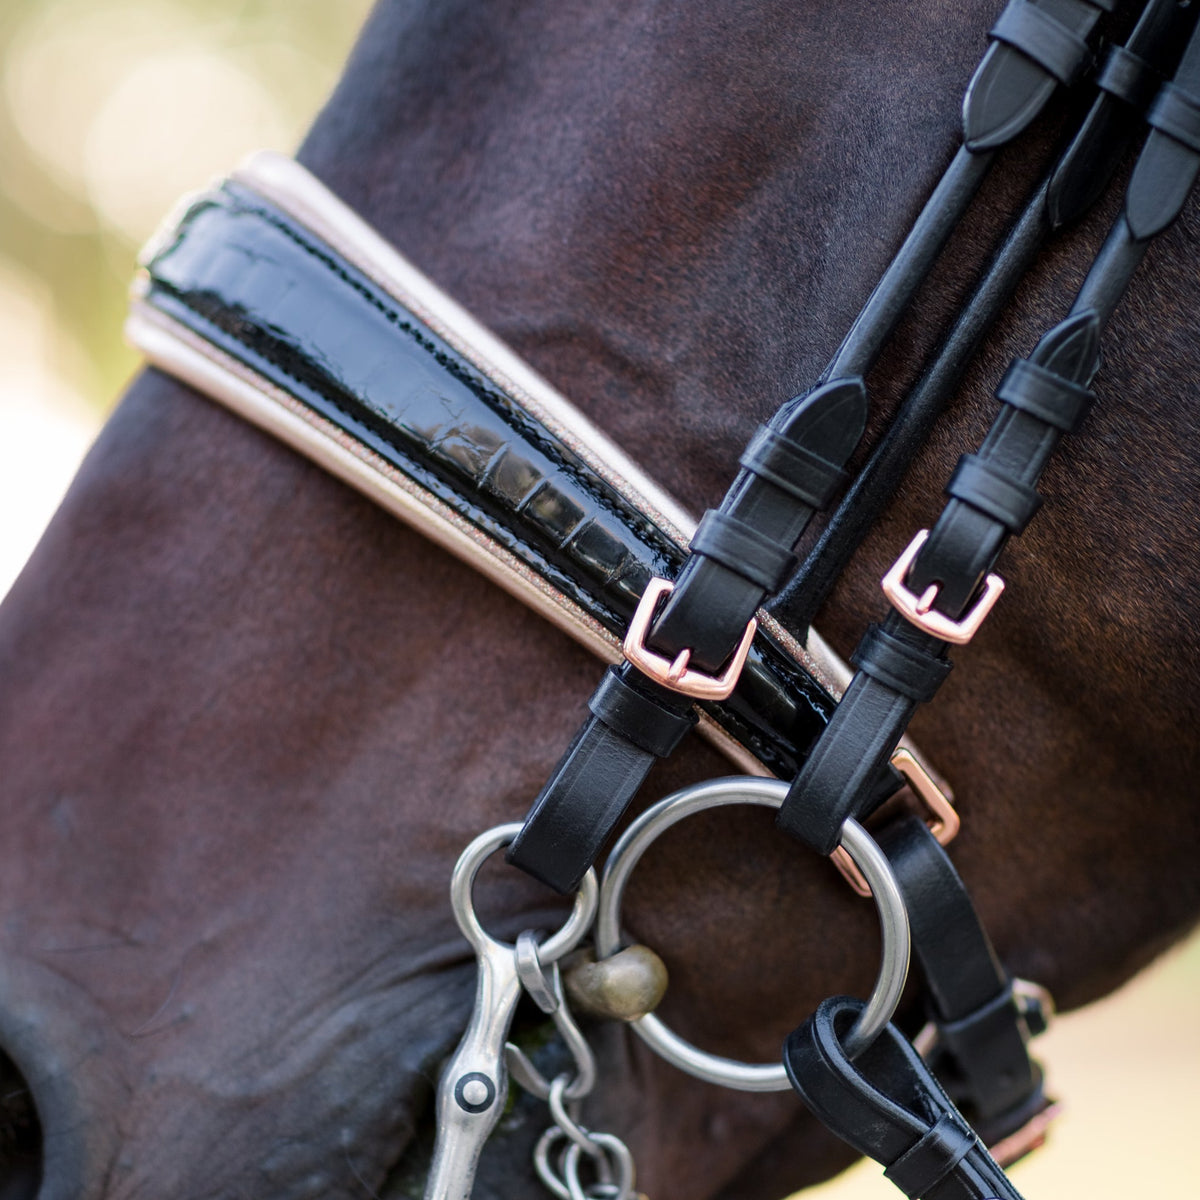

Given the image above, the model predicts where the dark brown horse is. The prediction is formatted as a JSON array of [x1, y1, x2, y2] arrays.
[[1, 1, 1197, 1197]]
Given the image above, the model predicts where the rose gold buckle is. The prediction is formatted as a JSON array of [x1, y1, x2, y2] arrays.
[[881, 529, 1005, 645], [989, 1100, 1063, 1168], [831, 749, 958, 897], [622, 577, 757, 701]]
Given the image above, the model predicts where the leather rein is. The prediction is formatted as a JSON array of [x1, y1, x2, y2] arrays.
[[125, 1, 1200, 1197]]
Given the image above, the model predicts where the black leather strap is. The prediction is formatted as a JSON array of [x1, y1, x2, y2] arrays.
[[508, 0, 1129, 893], [588, 665, 696, 758], [990, 1, 1095, 87], [994, 357, 1094, 432], [778, 618, 949, 854], [1126, 21, 1200, 240], [689, 509, 799, 594], [1146, 80, 1200, 152], [779, 19, 1200, 860], [945, 454, 1043, 535], [877, 818, 1050, 1147], [779, 309, 1098, 854], [778, 0, 1197, 635], [785, 998, 1027, 1200], [648, 378, 866, 674], [509, 377, 866, 891], [963, 0, 1115, 151], [851, 625, 953, 704], [907, 314, 1098, 619], [1096, 43, 1161, 110], [740, 425, 848, 509]]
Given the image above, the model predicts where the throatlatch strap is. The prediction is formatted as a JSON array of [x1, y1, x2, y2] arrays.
[[785, 999, 1027, 1200]]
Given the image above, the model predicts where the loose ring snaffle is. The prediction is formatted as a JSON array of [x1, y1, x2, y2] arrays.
[[594, 776, 911, 1093]]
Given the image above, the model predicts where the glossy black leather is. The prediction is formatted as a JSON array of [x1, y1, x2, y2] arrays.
[[139, 184, 838, 793], [785, 999, 1027, 1200]]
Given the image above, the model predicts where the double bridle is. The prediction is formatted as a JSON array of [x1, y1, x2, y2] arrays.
[[126, 0, 1200, 1197]]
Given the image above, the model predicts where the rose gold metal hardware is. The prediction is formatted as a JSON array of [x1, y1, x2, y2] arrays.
[[622, 577, 757, 701], [832, 748, 959, 897], [911, 976, 1058, 1166], [881, 529, 1005, 645], [1012, 977, 1056, 1025], [989, 1101, 1063, 1168]]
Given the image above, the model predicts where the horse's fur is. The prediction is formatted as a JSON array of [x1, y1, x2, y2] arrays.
[[0, 1, 1197, 1197]]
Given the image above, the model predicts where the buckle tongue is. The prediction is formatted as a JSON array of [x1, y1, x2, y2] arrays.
[[622, 577, 757, 701], [882, 529, 1005, 645]]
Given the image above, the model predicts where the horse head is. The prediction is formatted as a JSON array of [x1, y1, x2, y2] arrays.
[[0, 2, 1197, 1197]]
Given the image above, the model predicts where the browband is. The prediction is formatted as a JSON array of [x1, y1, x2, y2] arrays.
[[126, 152, 939, 791]]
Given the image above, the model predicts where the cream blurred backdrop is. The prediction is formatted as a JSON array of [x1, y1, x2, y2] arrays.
[[0, 3, 1196, 1198]]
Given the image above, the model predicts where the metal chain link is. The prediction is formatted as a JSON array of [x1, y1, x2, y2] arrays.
[[506, 936, 643, 1200]]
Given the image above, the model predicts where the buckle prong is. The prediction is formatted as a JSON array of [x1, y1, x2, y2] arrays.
[[882, 529, 1005, 645], [622, 577, 756, 701]]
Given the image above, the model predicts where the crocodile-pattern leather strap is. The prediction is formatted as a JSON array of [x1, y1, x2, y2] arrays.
[[127, 160, 852, 799]]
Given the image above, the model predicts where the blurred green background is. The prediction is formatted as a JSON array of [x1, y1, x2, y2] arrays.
[[0, 2, 1196, 1197]]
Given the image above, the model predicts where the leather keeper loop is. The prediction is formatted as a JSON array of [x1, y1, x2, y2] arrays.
[[946, 454, 1042, 534], [1096, 44, 1160, 112], [851, 625, 952, 703], [990, 1, 1092, 86], [740, 425, 847, 509], [689, 508, 798, 593], [588, 666, 696, 758], [1147, 82, 1200, 155], [937, 985, 1024, 1063], [996, 357, 1094, 432], [883, 1113, 976, 1199]]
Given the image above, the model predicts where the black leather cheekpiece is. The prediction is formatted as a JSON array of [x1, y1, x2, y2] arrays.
[[1147, 81, 1200, 153], [990, 1, 1095, 86], [995, 358, 1094, 432], [739, 424, 848, 509], [946, 454, 1043, 534], [588, 665, 696, 757], [851, 625, 953, 703], [689, 509, 799, 593], [1096, 43, 1162, 111]]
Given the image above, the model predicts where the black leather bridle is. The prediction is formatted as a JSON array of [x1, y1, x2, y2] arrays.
[[126, 0, 1200, 1196]]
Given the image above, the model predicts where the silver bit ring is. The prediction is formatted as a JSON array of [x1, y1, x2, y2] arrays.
[[594, 776, 911, 1092]]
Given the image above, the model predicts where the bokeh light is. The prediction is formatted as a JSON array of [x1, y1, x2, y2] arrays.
[[0, 0, 372, 592]]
